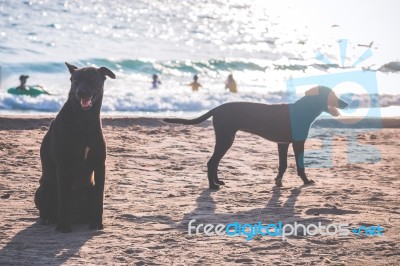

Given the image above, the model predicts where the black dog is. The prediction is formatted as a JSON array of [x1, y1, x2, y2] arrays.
[[34, 63, 115, 232], [164, 86, 348, 189]]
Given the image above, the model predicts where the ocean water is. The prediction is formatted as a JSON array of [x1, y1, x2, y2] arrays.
[[0, 0, 399, 117]]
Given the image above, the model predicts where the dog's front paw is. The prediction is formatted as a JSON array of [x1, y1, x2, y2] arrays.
[[216, 180, 225, 185], [275, 178, 283, 187], [304, 179, 315, 185], [42, 218, 54, 225], [56, 223, 72, 233], [275, 179, 283, 187], [209, 184, 220, 190], [89, 222, 104, 230], [39, 215, 54, 225]]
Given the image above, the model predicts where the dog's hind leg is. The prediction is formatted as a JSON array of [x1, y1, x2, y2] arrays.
[[35, 129, 58, 223], [34, 184, 58, 224], [207, 131, 236, 190], [275, 143, 289, 187], [292, 141, 315, 185]]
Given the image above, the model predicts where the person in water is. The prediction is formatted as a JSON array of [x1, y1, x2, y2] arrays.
[[225, 73, 237, 93], [16, 75, 29, 90], [14, 75, 48, 94], [188, 75, 202, 92], [152, 74, 161, 89]]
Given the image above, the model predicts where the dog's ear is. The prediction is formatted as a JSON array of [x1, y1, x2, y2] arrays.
[[305, 87, 320, 96], [99, 67, 116, 79], [65, 62, 78, 74], [327, 106, 340, 117]]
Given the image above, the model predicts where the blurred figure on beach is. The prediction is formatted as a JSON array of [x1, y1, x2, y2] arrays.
[[225, 73, 237, 93], [152, 74, 161, 89], [188, 75, 202, 92], [16, 75, 29, 90]]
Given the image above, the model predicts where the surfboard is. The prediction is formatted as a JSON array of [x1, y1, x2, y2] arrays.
[[7, 86, 50, 97]]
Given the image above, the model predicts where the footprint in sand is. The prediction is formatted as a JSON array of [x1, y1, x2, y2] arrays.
[[308, 239, 339, 245], [123, 248, 145, 255], [161, 237, 177, 243], [1, 193, 11, 199], [148, 245, 166, 250], [234, 258, 254, 264], [305, 207, 359, 215]]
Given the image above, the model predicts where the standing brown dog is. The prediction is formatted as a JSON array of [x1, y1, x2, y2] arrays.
[[164, 86, 348, 189], [34, 63, 115, 233]]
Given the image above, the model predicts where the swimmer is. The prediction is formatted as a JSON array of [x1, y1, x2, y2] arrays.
[[16, 75, 29, 90], [188, 75, 202, 92], [225, 74, 237, 93], [13, 75, 49, 95], [152, 74, 161, 89]]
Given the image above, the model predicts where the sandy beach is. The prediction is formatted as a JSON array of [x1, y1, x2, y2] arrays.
[[0, 116, 399, 265]]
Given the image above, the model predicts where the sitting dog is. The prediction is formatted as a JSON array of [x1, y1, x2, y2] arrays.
[[164, 86, 348, 189], [34, 62, 115, 232]]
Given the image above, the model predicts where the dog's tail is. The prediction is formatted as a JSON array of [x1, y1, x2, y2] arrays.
[[163, 109, 214, 125]]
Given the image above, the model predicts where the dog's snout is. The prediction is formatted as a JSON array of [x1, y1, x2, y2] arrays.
[[338, 99, 348, 109], [76, 89, 87, 98], [328, 91, 348, 109]]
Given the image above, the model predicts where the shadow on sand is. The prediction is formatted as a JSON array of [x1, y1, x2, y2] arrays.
[[121, 185, 342, 240], [0, 221, 102, 265]]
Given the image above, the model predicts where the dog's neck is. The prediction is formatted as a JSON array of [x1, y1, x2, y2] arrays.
[[288, 97, 324, 141], [293, 96, 324, 123]]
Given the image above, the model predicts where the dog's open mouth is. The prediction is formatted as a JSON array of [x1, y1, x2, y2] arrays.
[[328, 106, 340, 117], [80, 97, 93, 110]]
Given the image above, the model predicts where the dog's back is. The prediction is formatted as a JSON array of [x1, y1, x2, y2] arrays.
[[211, 102, 293, 143]]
